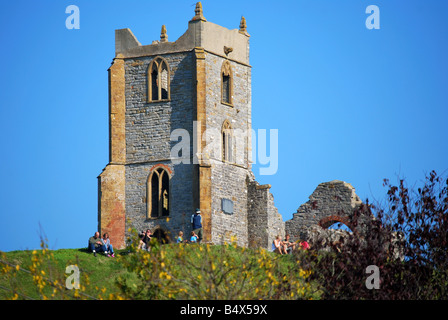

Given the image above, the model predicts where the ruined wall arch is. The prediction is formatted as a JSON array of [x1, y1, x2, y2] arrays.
[[285, 180, 372, 242], [318, 215, 353, 231], [152, 226, 171, 244]]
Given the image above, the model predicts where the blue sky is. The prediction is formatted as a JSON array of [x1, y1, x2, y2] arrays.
[[0, 0, 447, 252]]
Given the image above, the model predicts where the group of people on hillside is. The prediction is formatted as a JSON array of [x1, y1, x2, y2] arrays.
[[272, 234, 310, 255], [158, 209, 203, 244], [87, 209, 204, 256], [176, 208, 203, 244], [88, 209, 309, 257], [88, 232, 115, 257]]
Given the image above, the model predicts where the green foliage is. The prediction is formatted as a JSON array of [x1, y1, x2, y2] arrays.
[[298, 170, 448, 299], [116, 230, 319, 300], [0, 242, 124, 300], [0, 233, 320, 300]]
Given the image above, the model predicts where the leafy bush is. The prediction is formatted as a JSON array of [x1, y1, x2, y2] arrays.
[[299, 170, 448, 299], [116, 230, 319, 300]]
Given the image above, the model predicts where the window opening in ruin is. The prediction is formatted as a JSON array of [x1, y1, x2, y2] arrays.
[[222, 74, 230, 104], [222, 121, 233, 162], [328, 222, 353, 233], [153, 228, 170, 244], [148, 57, 170, 102], [319, 215, 354, 233], [160, 64, 169, 100], [150, 172, 159, 218], [151, 65, 159, 101], [221, 61, 232, 105], [148, 167, 170, 219]]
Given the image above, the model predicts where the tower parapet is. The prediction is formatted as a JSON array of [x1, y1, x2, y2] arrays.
[[114, 2, 250, 65]]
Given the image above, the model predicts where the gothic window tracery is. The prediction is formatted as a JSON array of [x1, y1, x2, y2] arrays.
[[221, 60, 233, 105], [147, 166, 170, 218], [222, 120, 233, 163], [148, 56, 170, 102]]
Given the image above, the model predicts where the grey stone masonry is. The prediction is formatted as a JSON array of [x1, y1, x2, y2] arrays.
[[210, 161, 250, 247], [285, 180, 370, 243], [203, 52, 251, 167], [125, 52, 195, 164], [125, 162, 196, 241], [123, 50, 197, 240], [114, 10, 258, 245], [204, 50, 253, 247], [247, 173, 285, 250]]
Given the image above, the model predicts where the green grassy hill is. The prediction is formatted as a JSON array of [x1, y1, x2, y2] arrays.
[[1, 247, 129, 300], [0, 242, 320, 300]]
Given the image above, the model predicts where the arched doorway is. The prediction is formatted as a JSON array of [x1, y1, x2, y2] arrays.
[[318, 215, 354, 233], [152, 228, 171, 244]]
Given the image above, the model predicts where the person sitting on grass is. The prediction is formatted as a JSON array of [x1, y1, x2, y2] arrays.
[[138, 229, 152, 251], [272, 235, 287, 255], [299, 240, 310, 250], [88, 231, 107, 257], [283, 234, 296, 254], [101, 232, 115, 258], [177, 231, 187, 244]]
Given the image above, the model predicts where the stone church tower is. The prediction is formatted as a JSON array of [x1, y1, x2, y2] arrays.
[[98, 3, 284, 249]]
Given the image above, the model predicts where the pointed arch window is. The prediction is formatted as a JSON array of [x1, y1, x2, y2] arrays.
[[147, 166, 171, 219], [221, 60, 233, 106], [148, 56, 170, 102], [222, 120, 233, 163]]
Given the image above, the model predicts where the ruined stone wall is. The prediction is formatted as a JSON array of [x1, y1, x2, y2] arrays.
[[247, 180, 268, 248], [285, 180, 365, 243], [267, 189, 285, 245], [247, 176, 285, 250], [210, 162, 249, 246]]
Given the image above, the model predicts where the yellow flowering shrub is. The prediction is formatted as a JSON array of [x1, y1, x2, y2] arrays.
[[116, 230, 320, 300]]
